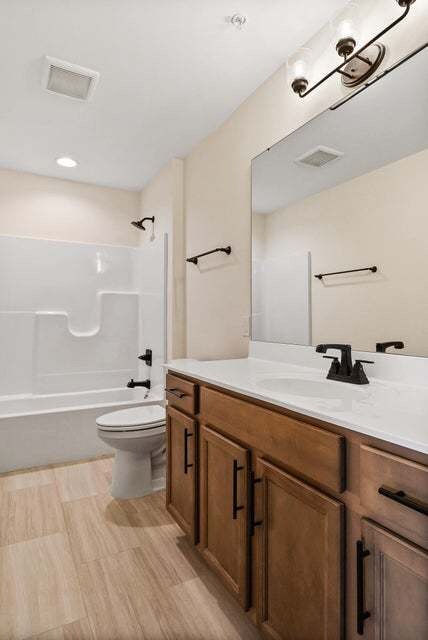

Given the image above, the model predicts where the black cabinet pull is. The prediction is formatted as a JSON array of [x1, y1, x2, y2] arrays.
[[248, 471, 263, 536], [184, 428, 193, 474], [378, 486, 428, 516], [166, 388, 188, 399], [356, 540, 371, 635], [232, 459, 245, 519]]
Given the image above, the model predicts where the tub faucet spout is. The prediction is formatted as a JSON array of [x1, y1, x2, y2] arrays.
[[127, 379, 151, 390]]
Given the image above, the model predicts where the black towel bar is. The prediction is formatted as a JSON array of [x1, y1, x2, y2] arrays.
[[186, 246, 231, 265], [314, 266, 377, 280]]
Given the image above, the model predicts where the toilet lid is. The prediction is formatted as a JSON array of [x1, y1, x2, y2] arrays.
[[96, 405, 166, 430]]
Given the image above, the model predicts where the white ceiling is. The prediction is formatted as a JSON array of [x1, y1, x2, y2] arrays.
[[252, 45, 428, 214], [0, 0, 347, 191]]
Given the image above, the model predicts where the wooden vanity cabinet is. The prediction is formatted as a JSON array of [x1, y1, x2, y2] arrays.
[[165, 371, 428, 640], [199, 425, 251, 609], [198, 387, 345, 638], [200, 386, 346, 494], [256, 458, 344, 640], [166, 406, 198, 543], [359, 519, 428, 640], [165, 372, 199, 415], [360, 444, 428, 549]]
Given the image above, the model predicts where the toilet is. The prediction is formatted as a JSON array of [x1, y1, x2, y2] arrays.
[[96, 404, 166, 499]]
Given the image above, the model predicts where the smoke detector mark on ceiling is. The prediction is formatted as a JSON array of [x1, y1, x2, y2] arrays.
[[229, 14, 247, 29], [295, 146, 344, 168], [42, 56, 100, 101]]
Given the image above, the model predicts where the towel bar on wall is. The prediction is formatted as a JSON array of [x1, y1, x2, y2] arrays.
[[314, 266, 377, 280], [186, 246, 231, 265]]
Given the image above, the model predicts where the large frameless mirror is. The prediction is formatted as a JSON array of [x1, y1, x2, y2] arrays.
[[251, 46, 428, 357]]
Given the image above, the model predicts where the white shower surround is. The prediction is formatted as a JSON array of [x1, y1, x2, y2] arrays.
[[0, 234, 167, 472], [252, 252, 311, 345]]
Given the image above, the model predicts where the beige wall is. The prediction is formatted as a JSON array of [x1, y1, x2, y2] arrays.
[[139, 158, 186, 359], [262, 149, 428, 356], [184, 0, 428, 359], [0, 168, 140, 246]]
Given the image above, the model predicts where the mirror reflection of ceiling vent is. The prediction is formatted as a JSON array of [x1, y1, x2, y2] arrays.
[[295, 146, 344, 168], [42, 56, 100, 101]]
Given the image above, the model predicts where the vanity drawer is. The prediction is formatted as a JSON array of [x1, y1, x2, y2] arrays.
[[360, 445, 428, 549], [200, 387, 345, 493], [166, 373, 199, 415]]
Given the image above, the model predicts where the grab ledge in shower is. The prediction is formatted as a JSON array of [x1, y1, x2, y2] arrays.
[[34, 290, 140, 336]]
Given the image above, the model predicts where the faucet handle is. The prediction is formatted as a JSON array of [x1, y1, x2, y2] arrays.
[[323, 355, 340, 375], [351, 359, 374, 385], [138, 349, 152, 366]]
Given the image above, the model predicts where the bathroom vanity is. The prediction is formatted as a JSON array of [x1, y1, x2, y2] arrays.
[[165, 44, 428, 640], [165, 353, 428, 640]]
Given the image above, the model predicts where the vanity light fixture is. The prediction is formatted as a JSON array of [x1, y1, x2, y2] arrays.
[[290, 0, 416, 97], [56, 156, 78, 168]]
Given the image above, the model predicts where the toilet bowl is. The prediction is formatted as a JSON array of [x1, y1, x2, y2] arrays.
[[96, 405, 166, 499]]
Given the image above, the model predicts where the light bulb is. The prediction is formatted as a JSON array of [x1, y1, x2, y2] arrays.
[[331, 2, 361, 57], [287, 47, 313, 95], [337, 18, 355, 40], [293, 59, 307, 78]]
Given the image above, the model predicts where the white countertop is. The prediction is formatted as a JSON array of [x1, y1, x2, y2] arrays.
[[166, 354, 428, 455]]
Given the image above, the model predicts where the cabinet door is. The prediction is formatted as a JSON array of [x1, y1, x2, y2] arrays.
[[256, 459, 344, 640], [166, 406, 198, 543], [199, 425, 250, 609], [360, 519, 428, 640]]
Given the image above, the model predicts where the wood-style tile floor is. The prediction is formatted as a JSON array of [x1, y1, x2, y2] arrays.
[[0, 458, 261, 640]]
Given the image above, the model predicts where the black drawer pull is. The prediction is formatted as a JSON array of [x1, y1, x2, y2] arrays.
[[356, 540, 371, 635], [248, 472, 263, 536], [232, 459, 245, 519], [184, 428, 193, 474], [166, 387, 189, 399], [378, 486, 428, 516]]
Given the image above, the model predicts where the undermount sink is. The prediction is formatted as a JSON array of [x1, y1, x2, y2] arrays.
[[257, 377, 357, 400]]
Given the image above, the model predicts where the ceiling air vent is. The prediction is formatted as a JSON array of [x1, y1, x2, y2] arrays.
[[42, 56, 100, 101], [295, 146, 344, 168]]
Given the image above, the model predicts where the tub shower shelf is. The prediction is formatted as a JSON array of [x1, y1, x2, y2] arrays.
[[186, 246, 231, 265], [314, 266, 378, 280]]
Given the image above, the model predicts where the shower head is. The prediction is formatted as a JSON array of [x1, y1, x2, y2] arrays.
[[131, 220, 145, 230], [131, 216, 155, 231]]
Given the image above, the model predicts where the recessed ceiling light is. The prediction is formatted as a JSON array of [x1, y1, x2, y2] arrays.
[[56, 156, 78, 168]]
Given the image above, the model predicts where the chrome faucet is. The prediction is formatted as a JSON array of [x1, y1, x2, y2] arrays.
[[315, 344, 373, 385]]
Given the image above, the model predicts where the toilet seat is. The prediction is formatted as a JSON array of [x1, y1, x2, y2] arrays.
[[96, 405, 165, 432]]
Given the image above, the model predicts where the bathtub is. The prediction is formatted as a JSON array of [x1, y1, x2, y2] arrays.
[[0, 386, 164, 473]]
